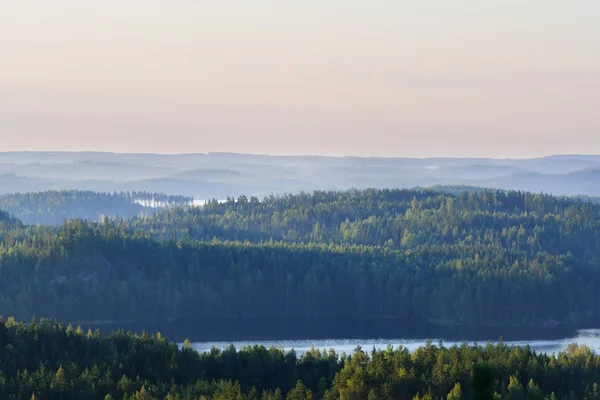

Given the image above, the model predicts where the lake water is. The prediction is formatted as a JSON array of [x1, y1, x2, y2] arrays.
[[87, 318, 600, 355], [134, 199, 227, 207], [190, 329, 600, 356]]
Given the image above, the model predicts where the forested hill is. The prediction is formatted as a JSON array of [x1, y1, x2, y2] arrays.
[[130, 189, 600, 259], [0, 189, 600, 330], [0, 209, 16, 226], [0, 190, 192, 225], [0, 209, 23, 239]]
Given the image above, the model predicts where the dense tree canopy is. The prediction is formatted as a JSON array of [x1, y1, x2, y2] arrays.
[[0, 189, 599, 329], [0, 318, 599, 399], [130, 189, 600, 261]]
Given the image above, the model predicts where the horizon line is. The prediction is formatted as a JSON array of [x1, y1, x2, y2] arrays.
[[1, 150, 599, 161]]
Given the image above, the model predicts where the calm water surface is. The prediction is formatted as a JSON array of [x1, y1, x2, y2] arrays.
[[190, 329, 600, 355]]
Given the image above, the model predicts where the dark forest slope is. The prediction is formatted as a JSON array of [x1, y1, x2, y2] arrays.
[[0, 189, 599, 330]]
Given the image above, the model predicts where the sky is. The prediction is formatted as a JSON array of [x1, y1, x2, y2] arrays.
[[1, 1, 599, 158]]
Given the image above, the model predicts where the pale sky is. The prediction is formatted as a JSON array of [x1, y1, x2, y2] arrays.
[[1, 1, 599, 158]]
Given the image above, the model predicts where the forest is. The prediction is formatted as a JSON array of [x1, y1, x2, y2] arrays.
[[0, 189, 599, 330], [0, 317, 599, 399], [0, 191, 192, 226]]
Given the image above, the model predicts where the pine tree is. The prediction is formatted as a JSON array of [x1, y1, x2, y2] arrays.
[[527, 379, 543, 400], [286, 380, 314, 400], [507, 375, 524, 400], [53, 365, 69, 392], [447, 383, 462, 400]]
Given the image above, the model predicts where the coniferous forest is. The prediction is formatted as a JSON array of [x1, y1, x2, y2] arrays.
[[0, 189, 599, 328], [1, 188, 600, 398], [2, 317, 600, 399]]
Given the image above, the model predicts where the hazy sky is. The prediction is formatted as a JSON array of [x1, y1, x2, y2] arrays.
[[2, 1, 599, 158]]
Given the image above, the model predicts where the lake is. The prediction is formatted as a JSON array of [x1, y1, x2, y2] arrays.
[[85, 317, 600, 355], [190, 329, 600, 356]]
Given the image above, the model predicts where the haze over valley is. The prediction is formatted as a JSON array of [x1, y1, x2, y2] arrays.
[[2, 152, 600, 200]]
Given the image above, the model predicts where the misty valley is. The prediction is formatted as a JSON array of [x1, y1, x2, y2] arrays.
[[2, 152, 600, 200]]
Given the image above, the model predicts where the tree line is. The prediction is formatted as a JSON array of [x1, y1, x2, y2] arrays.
[[1, 317, 600, 399]]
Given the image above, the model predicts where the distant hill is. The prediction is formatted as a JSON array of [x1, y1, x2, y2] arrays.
[[1, 152, 599, 198], [0, 190, 192, 225], [170, 168, 252, 181]]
